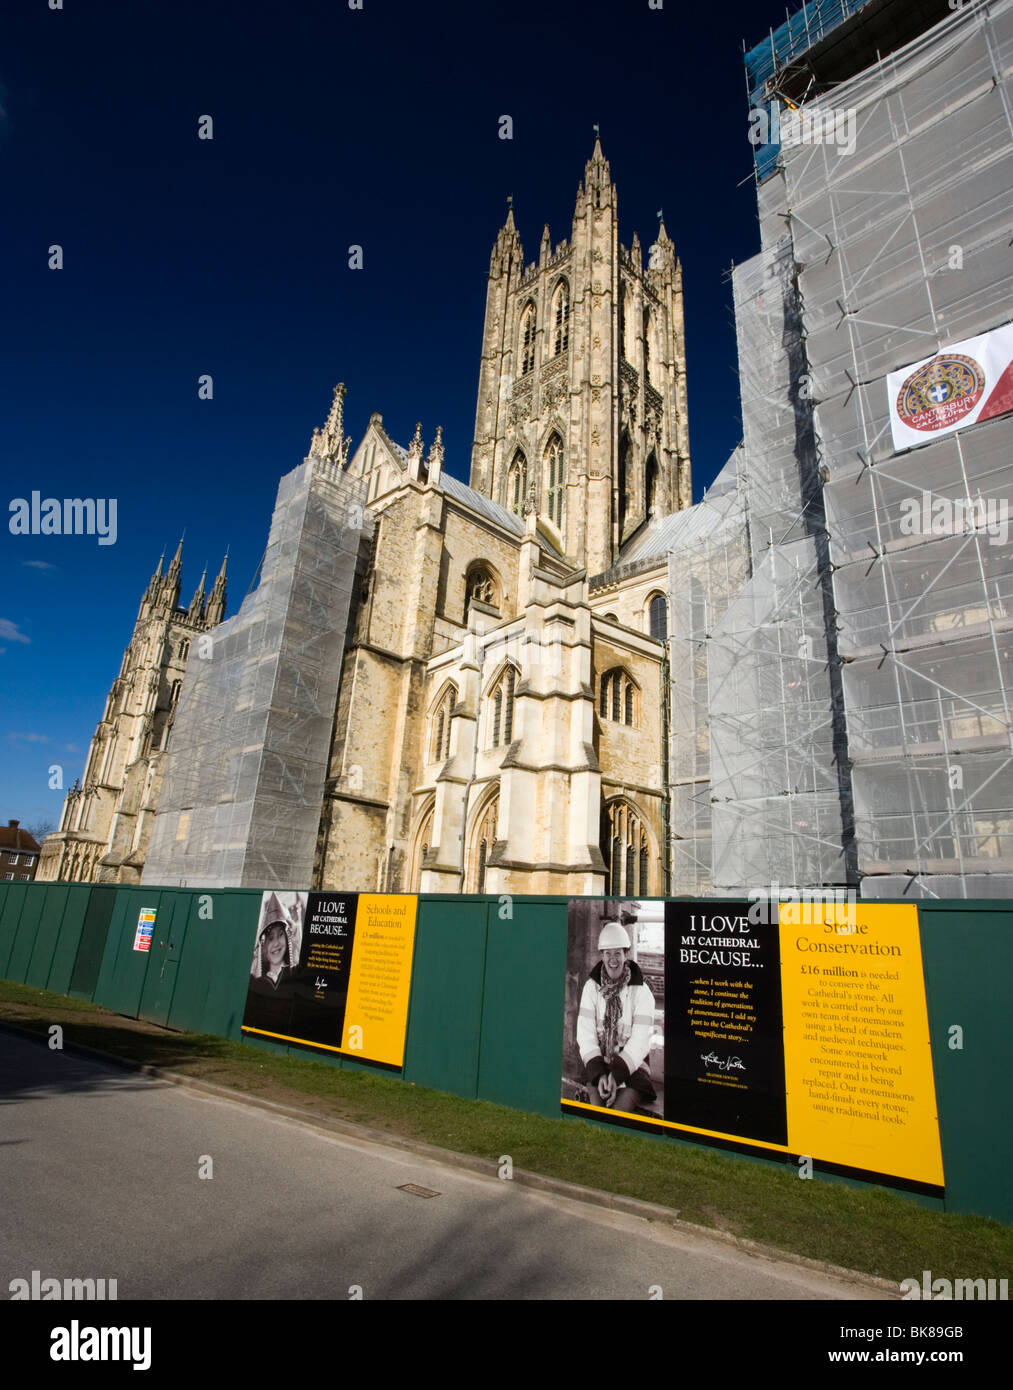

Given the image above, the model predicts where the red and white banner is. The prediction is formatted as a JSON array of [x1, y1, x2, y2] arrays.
[[887, 321, 1013, 452]]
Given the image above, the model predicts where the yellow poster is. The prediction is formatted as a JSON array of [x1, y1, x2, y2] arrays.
[[342, 894, 418, 1068], [780, 902, 943, 1188]]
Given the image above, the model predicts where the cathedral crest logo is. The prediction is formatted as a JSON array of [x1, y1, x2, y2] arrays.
[[895, 353, 986, 434]]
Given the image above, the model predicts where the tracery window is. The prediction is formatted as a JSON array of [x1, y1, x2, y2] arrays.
[[552, 281, 569, 355], [599, 668, 637, 727], [603, 800, 650, 897], [645, 454, 659, 519], [507, 451, 527, 515], [412, 803, 435, 890], [470, 792, 499, 893], [430, 684, 457, 763], [465, 566, 497, 616], [544, 434, 564, 529], [489, 666, 517, 748], [520, 302, 536, 375]]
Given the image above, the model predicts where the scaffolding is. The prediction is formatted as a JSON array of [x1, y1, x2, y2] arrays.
[[142, 458, 370, 889], [664, 0, 1013, 897], [783, 0, 1013, 895], [744, 0, 877, 180], [708, 227, 853, 893], [662, 453, 751, 895]]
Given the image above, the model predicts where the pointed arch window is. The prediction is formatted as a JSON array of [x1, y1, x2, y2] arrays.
[[465, 565, 498, 617], [602, 801, 651, 896], [489, 666, 517, 748], [600, 668, 637, 727], [179, 639, 190, 662], [520, 302, 536, 375], [470, 792, 499, 892], [648, 593, 668, 642], [645, 454, 660, 519], [411, 802, 435, 890], [430, 685, 457, 763], [507, 451, 527, 515], [618, 432, 630, 540], [170, 680, 182, 706], [552, 281, 569, 355], [544, 434, 564, 529]]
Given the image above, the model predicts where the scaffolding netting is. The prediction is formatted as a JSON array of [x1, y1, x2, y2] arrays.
[[665, 451, 752, 895], [142, 459, 370, 889], [663, 0, 1013, 897], [784, 0, 1013, 895]]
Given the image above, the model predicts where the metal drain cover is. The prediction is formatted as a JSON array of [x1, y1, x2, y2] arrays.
[[397, 1182, 441, 1198]]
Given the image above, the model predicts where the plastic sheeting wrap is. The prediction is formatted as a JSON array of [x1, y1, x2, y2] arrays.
[[682, 202, 852, 894], [663, 453, 751, 895], [142, 459, 370, 889], [707, 537, 847, 890], [661, 0, 1013, 898], [778, 0, 1013, 895]]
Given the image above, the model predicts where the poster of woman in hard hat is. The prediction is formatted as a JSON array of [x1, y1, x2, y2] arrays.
[[562, 899, 665, 1121], [562, 897, 786, 1146]]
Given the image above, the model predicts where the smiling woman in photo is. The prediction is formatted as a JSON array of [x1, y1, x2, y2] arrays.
[[577, 920, 657, 1114]]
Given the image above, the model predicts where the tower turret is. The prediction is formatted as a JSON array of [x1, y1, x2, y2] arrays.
[[187, 568, 207, 622], [165, 537, 184, 609], [205, 553, 228, 627], [308, 383, 352, 466]]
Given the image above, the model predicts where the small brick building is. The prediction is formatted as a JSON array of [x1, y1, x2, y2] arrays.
[[0, 820, 41, 882]]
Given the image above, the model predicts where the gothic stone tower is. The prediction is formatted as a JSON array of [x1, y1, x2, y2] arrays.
[[36, 544, 227, 885], [469, 138, 691, 574]]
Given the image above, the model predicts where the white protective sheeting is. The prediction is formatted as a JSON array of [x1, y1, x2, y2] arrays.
[[142, 458, 370, 889]]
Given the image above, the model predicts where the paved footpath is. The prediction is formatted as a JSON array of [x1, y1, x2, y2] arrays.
[[0, 1032, 888, 1301]]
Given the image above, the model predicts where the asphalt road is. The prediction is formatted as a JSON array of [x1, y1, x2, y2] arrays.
[[0, 1031, 886, 1301]]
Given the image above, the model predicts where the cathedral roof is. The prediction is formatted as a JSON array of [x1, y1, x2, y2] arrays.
[[616, 447, 744, 565], [441, 473, 525, 536]]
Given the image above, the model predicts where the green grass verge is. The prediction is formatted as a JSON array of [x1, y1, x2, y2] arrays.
[[2, 978, 1010, 1286]]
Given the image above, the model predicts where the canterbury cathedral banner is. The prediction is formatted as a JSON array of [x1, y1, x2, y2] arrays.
[[887, 319, 1013, 451], [242, 891, 417, 1070], [561, 899, 944, 1197]]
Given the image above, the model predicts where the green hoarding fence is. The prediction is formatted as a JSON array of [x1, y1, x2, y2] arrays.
[[402, 896, 488, 1098], [917, 902, 1013, 1226], [0, 883, 32, 980], [42, 886, 95, 997], [476, 899, 568, 1117], [69, 885, 117, 998], [1, 884, 1011, 1224], [162, 888, 263, 1039]]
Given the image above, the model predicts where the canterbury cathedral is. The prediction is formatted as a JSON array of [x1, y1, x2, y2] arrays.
[[39, 140, 694, 897]]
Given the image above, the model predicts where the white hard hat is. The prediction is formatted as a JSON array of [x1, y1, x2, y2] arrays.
[[598, 921, 631, 950]]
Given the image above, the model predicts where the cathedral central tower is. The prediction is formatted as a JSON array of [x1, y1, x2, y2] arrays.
[[469, 138, 691, 574]]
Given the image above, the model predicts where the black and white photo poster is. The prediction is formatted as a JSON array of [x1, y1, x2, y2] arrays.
[[242, 889, 359, 1046], [562, 899, 785, 1147], [561, 900, 665, 1121], [241, 891, 417, 1070]]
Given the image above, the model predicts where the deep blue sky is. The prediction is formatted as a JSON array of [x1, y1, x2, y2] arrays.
[[1, 0, 780, 830]]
